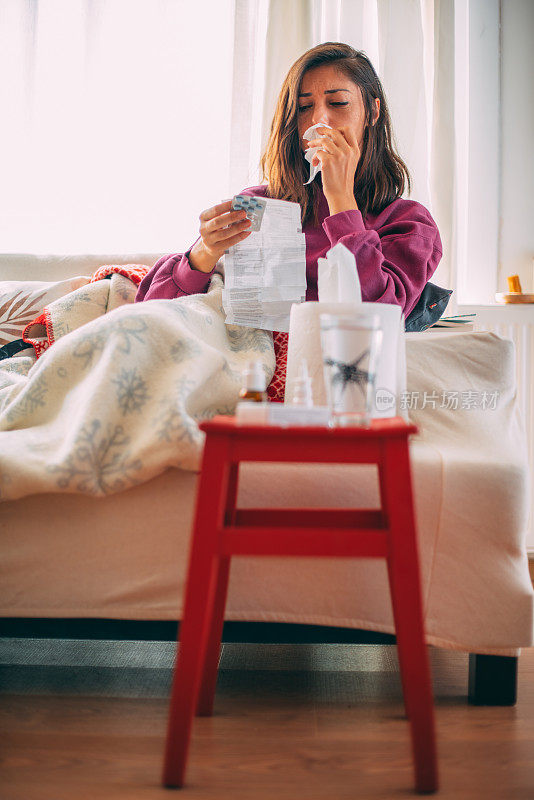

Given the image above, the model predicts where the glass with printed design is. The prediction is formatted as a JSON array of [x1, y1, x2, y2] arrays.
[[320, 313, 382, 427]]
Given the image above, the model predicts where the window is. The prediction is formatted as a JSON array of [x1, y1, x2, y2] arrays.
[[454, 0, 534, 305], [0, 0, 234, 254]]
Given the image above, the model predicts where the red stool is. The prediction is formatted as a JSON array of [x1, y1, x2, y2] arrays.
[[162, 416, 438, 793]]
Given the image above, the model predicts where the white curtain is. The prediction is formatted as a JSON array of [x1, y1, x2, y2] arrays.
[[2, 0, 454, 294], [0, 0, 235, 254], [230, 0, 455, 291]]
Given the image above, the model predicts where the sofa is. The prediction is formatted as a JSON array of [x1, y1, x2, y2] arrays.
[[1, 252, 532, 706]]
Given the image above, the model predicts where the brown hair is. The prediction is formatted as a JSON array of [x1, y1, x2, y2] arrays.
[[260, 42, 410, 225]]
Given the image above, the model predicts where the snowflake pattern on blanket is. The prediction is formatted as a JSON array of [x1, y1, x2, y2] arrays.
[[0, 275, 275, 500]]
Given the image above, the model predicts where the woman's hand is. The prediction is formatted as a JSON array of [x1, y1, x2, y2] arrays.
[[188, 200, 252, 273], [305, 126, 360, 215]]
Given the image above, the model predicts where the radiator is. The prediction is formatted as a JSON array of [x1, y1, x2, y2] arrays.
[[474, 320, 534, 552]]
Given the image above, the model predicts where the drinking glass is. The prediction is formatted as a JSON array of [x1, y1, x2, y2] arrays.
[[320, 313, 382, 427]]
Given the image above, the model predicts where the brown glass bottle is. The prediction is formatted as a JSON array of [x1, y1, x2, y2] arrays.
[[238, 361, 267, 403]]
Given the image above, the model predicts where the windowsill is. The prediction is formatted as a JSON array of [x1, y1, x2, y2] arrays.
[[457, 302, 534, 308], [453, 303, 534, 323]]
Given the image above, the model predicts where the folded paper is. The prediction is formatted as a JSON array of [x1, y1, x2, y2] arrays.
[[223, 197, 306, 332]]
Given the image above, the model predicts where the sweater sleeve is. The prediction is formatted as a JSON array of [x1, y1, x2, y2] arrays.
[[135, 186, 269, 302], [135, 248, 216, 302], [321, 203, 443, 317]]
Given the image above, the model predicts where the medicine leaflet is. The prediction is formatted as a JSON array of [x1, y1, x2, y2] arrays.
[[223, 197, 306, 333]]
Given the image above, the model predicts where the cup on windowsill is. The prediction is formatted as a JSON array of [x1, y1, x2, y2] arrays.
[[320, 313, 382, 428]]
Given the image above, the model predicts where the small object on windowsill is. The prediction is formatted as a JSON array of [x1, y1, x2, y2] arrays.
[[496, 274, 534, 303], [495, 292, 534, 304], [507, 274, 523, 293]]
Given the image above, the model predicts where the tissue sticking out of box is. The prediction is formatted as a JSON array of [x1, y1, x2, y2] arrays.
[[317, 242, 362, 305], [303, 121, 332, 185]]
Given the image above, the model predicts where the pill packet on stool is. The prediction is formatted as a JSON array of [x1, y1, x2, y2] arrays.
[[231, 194, 267, 232]]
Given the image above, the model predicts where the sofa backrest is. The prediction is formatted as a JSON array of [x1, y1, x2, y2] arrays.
[[0, 254, 165, 283]]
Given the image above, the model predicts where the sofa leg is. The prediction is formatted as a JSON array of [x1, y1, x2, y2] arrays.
[[468, 653, 518, 705]]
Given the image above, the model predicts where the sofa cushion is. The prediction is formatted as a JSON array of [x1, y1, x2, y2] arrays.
[[0, 277, 90, 346]]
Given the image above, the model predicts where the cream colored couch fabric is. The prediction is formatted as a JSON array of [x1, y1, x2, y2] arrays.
[[0, 254, 532, 656]]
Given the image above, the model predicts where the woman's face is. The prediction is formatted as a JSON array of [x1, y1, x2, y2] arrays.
[[297, 64, 378, 151]]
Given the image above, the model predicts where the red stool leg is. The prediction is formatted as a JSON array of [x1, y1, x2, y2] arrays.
[[379, 464, 412, 721], [386, 557, 412, 719], [382, 437, 438, 794], [195, 556, 231, 716], [196, 463, 239, 716], [162, 436, 231, 788]]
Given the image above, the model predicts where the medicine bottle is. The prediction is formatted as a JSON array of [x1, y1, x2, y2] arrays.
[[238, 360, 267, 403], [291, 359, 313, 407]]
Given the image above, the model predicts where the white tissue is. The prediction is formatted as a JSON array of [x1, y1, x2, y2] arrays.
[[303, 122, 332, 185], [317, 242, 362, 305]]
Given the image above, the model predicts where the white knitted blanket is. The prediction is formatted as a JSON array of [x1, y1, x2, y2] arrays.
[[0, 275, 274, 500]]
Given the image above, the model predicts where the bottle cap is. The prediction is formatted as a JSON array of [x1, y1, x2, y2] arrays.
[[243, 360, 266, 392], [291, 359, 313, 407]]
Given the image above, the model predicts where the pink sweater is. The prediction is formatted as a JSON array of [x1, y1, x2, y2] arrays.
[[135, 185, 442, 318]]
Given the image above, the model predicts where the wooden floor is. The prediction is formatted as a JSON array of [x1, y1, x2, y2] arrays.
[[1, 642, 534, 800]]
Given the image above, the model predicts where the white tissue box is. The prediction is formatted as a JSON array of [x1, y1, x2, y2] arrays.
[[286, 301, 407, 419]]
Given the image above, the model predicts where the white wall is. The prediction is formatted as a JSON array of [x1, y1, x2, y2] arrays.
[[499, 0, 534, 293]]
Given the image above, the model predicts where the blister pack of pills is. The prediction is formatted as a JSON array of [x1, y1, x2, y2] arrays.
[[231, 194, 267, 232]]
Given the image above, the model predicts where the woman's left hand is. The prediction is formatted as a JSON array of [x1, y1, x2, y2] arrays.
[[306, 126, 360, 215]]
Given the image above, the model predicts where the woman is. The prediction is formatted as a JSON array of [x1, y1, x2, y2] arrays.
[[136, 43, 442, 396]]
